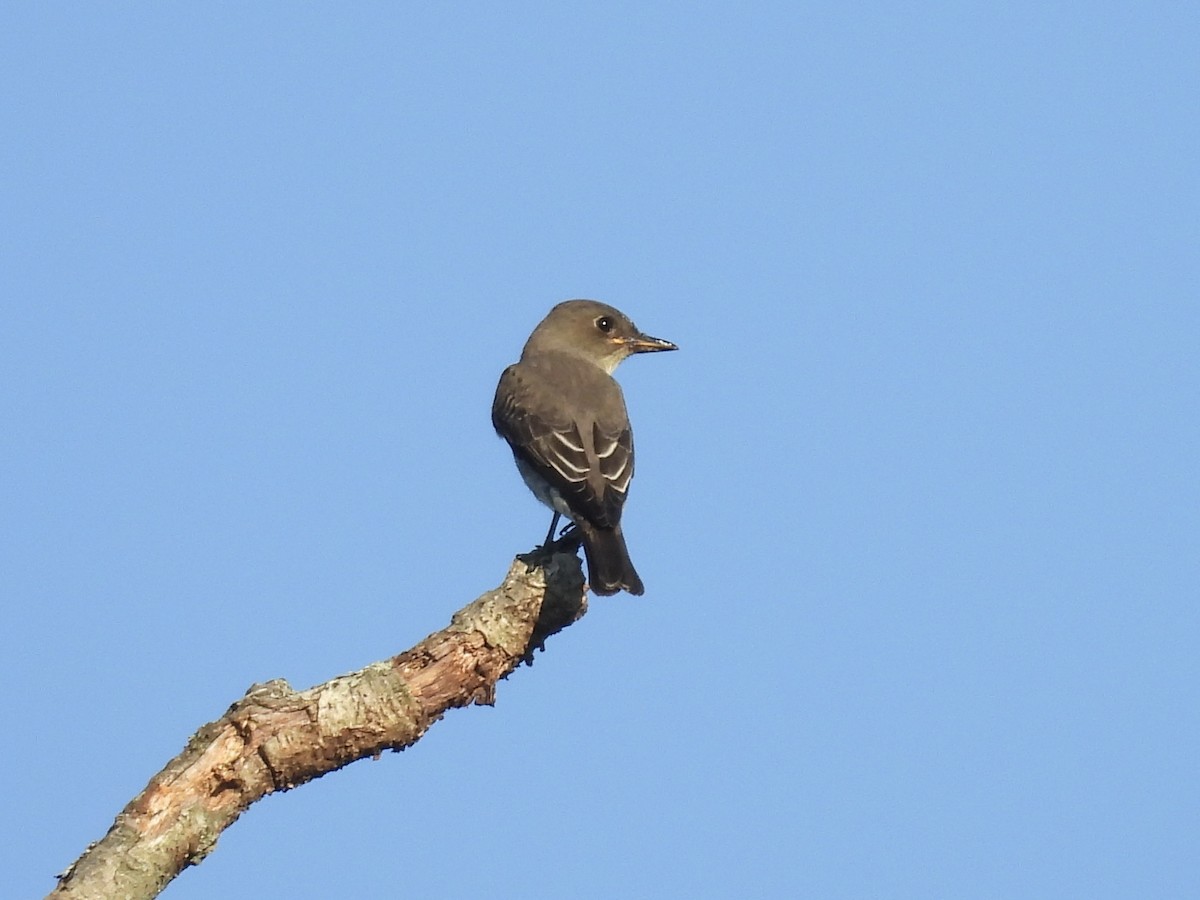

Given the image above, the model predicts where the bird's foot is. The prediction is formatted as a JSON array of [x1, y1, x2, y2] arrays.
[[546, 523, 583, 554]]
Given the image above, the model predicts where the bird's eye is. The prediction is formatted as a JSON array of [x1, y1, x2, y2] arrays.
[[596, 316, 614, 333]]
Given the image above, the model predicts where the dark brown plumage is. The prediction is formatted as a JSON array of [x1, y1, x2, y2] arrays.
[[493, 300, 676, 595]]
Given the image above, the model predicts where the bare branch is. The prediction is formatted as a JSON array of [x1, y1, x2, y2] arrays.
[[49, 549, 587, 900]]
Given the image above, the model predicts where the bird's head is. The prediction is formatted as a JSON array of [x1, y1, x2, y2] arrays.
[[523, 299, 678, 374]]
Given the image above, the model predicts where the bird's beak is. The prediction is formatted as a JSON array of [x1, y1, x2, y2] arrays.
[[624, 332, 678, 354]]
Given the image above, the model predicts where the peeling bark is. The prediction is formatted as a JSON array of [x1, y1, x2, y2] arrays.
[[49, 548, 587, 900]]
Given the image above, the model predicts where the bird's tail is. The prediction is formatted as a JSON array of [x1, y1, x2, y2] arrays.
[[578, 523, 644, 596]]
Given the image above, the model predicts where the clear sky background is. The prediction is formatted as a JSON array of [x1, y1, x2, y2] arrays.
[[3, 4, 1197, 898]]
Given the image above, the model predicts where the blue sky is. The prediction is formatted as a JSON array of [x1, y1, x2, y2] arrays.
[[3, 4, 1197, 898]]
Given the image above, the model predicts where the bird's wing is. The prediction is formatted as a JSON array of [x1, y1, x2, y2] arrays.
[[492, 364, 633, 528], [590, 418, 635, 519]]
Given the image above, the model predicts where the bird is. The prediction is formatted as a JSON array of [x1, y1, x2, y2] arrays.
[[492, 299, 677, 595]]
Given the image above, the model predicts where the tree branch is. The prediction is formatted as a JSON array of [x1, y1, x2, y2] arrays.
[[48, 547, 587, 900]]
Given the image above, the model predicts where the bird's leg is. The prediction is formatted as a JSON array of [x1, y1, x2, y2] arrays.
[[549, 522, 582, 554], [541, 512, 561, 549]]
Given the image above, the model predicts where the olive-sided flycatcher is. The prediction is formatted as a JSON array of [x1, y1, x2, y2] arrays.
[[493, 300, 677, 595]]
